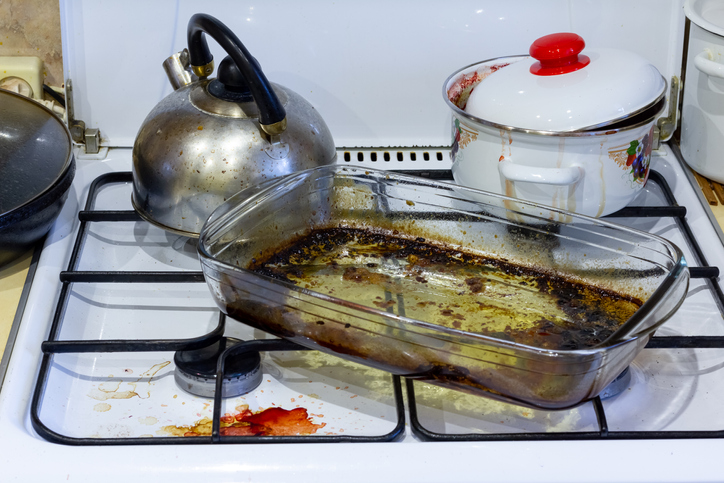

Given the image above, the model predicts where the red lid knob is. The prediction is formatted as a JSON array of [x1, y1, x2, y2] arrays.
[[529, 33, 590, 76]]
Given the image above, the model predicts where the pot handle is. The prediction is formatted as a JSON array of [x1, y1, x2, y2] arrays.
[[498, 159, 584, 186], [694, 49, 724, 79], [187, 13, 287, 136]]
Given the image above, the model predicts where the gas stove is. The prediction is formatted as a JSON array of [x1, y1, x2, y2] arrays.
[[4, 0, 724, 481], [1, 143, 724, 482]]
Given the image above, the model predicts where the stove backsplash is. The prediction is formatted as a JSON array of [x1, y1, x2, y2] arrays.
[[60, 0, 686, 149]]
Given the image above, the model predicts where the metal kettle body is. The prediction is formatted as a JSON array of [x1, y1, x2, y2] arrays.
[[132, 13, 336, 237]]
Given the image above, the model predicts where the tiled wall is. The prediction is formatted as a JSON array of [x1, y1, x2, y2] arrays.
[[0, 0, 62, 87]]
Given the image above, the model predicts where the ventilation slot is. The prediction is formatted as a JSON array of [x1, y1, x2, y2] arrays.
[[339, 148, 450, 171]]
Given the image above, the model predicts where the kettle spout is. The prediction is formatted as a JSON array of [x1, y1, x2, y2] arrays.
[[162, 49, 198, 90]]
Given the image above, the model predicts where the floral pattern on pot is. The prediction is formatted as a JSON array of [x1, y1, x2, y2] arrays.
[[450, 118, 478, 162], [608, 126, 655, 186]]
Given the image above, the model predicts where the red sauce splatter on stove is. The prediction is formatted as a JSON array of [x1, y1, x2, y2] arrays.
[[161, 406, 326, 437]]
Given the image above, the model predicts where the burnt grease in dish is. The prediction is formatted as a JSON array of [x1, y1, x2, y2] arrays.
[[248, 227, 642, 350]]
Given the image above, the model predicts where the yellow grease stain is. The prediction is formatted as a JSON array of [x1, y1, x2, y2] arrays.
[[139, 416, 158, 426], [93, 403, 111, 412], [88, 361, 171, 401]]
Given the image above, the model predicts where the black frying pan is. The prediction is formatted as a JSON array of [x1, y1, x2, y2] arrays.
[[0, 88, 75, 267]]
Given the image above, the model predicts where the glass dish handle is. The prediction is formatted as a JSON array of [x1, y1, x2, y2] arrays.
[[603, 268, 690, 346], [203, 173, 296, 230]]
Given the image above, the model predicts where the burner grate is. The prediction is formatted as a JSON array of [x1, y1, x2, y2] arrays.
[[406, 170, 724, 441], [30, 171, 405, 445], [30, 161, 724, 444]]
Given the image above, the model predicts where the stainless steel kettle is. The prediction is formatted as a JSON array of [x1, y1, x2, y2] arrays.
[[132, 13, 336, 237]]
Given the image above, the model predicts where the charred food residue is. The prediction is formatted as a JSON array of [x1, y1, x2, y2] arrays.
[[248, 227, 641, 350]]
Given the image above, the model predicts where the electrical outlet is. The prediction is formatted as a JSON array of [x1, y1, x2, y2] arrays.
[[0, 56, 44, 99]]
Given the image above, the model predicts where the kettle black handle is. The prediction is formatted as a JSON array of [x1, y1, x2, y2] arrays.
[[187, 13, 287, 135]]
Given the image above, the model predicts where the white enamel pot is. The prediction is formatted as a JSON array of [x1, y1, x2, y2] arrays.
[[443, 34, 666, 218], [681, 0, 724, 183]]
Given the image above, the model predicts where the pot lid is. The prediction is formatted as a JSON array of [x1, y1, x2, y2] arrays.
[[685, 0, 724, 37], [0, 88, 73, 216], [464, 33, 666, 132]]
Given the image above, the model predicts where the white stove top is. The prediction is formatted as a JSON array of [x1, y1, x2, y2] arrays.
[[2, 145, 724, 482]]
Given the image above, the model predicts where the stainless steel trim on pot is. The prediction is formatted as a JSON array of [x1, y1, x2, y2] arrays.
[[443, 43, 668, 218], [442, 56, 668, 137]]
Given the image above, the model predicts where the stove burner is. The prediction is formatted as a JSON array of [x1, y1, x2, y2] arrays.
[[598, 367, 631, 400], [174, 337, 262, 398]]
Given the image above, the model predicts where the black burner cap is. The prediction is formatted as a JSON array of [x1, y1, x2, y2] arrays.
[[174, 337, 262, 398], [599, 367, 632, 400]]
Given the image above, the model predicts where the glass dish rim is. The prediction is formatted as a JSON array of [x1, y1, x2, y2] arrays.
[[197, 165, 688, 357]]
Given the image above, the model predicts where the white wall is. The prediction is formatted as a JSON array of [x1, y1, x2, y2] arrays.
[[61, 0, 686, 148]]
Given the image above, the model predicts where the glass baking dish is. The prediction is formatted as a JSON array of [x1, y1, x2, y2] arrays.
[[198, 165, 689, 409]]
